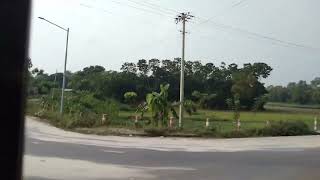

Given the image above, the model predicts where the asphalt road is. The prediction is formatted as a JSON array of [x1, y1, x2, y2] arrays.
[[24, 118, 320, 180]]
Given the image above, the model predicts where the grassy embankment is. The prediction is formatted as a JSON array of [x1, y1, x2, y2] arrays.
[[26, 100, 319, 137]]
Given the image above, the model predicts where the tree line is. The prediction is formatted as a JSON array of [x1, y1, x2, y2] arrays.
[[268, 78, 320, 104], [28, 58, 273, 110]]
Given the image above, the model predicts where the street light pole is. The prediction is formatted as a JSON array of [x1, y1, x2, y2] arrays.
[[38, 17, 69, 115], [60, 28, 69, 114]]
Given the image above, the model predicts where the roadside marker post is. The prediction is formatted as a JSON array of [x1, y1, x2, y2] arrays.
[[169, 117, 174, 128], [266, 120, 270, 127], [135, 115, 138, 123], [135, 115, 139, 128], [206, 118, 210, 128], [102, 114, 107, 125], [237, 119, 241, 131]]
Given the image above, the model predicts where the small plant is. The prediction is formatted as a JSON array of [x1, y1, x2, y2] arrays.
[[124, 91, 138, 105], [136, 102, 148, 118], [184, 99, 197, 115], [226, 94, 241, 130]]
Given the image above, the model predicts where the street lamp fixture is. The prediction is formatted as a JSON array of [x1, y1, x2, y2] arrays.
[[38, 17, 70, 115]]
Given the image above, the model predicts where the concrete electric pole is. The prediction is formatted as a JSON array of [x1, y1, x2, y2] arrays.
[[175, 12, 193, 128]]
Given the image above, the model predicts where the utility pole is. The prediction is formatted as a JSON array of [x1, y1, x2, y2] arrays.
[[175, 12, 193, 128]]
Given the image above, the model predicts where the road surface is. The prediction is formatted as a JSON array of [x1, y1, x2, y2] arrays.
[[24, 117, 320, 180]]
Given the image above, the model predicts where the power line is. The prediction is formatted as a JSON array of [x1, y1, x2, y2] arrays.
[[232, 0, 250, 8], [82, 0, 319, 52], [139, 0, 179, 14], [191, 24, 306, 50], [201, 20, 320, 51], [185, 0, 318, 51], [81, 0, 174, 18], [79, 3, 113, 14], [197, 0, 251, 25], [126, 0, 177, 16], [108, 0, 172, 18]]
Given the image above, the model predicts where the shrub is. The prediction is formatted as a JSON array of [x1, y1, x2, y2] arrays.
[[184, 99, 197, 115], [194, 127, 218, 137], [144, 127, 168, 137], [221, 121, 315, 138], [119, 103, 132, 111], [258, 121, 314, 136], [221, 130, 251, 138], [61, 113, 99, 129], [30, 92, 120, 129]]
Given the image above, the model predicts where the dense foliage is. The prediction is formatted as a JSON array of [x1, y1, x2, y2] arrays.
[[28, 59, 272, 110], [35, 91, 119, 128], [223, 121, 315, 138], [268, 78, 320, 104]]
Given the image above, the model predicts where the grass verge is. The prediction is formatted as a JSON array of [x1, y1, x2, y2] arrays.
[[26, 100, 319, 138]]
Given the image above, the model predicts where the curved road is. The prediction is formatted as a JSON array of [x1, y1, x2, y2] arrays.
[[24, 117, 320, 180]]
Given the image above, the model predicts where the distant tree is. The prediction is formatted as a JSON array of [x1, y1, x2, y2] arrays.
[[148, 59, 160, 76], [120, 62, 137, 74], [231, 71, 257, 109], [311, 77, 320, 88], [243, 62, 273, 79], [192, 90, 216, 109], [267, 85, 290, 102], [252, 94, 269, 111], [81, 65, 105, 75], [29, 60, 274, 110], [289, 81, 312, 104], [137, 59, 149, 76], [31, 68, 39, 75]]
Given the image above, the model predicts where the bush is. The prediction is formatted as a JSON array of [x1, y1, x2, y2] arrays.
[[119, 103, 133, 111], [61, 113, 99, 129], [144, 128, 168, 137], [194, 127, 218, 137], [221, 130, 251, 138], [32, 92, 120, 128], [184, 99, 197, 115], [258, 121, 314, 136], [221, 121, 315, 138]]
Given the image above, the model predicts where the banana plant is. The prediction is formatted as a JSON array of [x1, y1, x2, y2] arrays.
[[137, 84, 196, 127], [145, 84, 178, 127]]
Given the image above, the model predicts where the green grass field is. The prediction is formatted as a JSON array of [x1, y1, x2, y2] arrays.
[[26, 100, 320, 135], [117, 102, 320, 132]]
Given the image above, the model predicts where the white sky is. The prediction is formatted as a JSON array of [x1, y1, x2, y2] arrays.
[[29, 0, 320, 85]]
